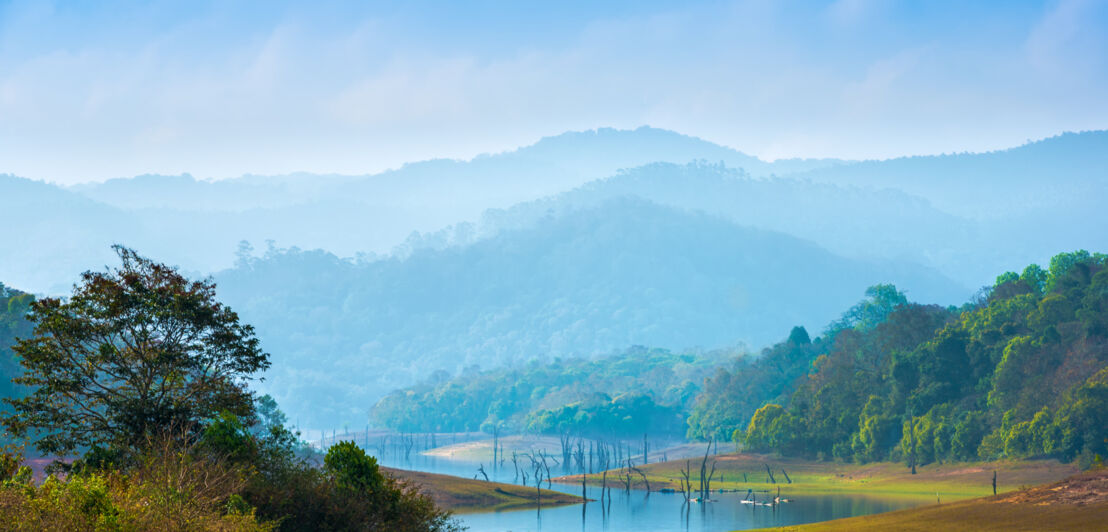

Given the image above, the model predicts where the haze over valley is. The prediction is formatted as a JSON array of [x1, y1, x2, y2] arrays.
[[3, 127, 1106, 427]]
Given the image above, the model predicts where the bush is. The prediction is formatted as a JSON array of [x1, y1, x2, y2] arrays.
[[0, 449, 272, 532]]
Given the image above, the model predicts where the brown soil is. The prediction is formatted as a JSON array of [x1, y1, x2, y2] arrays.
[[998, 468, 1108, 506]]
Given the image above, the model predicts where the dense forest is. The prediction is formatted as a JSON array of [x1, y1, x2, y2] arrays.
[[372, 251, 1108, 470], [372, 347, 732, 439], [712, 251, 1108, 467]]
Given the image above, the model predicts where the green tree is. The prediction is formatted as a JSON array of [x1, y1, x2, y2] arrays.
[[740, 404, 798, 453], [324, 441, 384, 494], [1, 246, 270, 458]]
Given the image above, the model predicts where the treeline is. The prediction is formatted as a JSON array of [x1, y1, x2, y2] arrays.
[[372, 347, 732, 439], [711, 251, 1108, 467]]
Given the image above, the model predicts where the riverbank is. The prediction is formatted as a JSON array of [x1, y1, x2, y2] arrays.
[[554, 452, 1078, 500], [750, 467, 1108, 531], [384, 467, 587, 513]]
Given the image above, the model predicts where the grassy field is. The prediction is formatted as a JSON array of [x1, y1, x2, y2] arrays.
[[554, 452, 1078, 500], [750, 468, 1108, 531], [384, 467, 586, 513]]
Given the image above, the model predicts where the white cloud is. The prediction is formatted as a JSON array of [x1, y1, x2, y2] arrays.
[[0, 1, 1105, 183]]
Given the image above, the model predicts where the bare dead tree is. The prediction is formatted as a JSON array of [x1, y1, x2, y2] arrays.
[[699, 439, 713, 498], [475, 463, 489, 481], [533, 460, 544, 509], [492, 425, 500, 467], [764, 463, 776, 484], [781, 468, 792, 484], [680, 460, 692, 502], [703, 461, 717, 499], [561, 433, 572, 467], [539, 450, 553, 488], [631, 464, 650, 492], [601, 470, 608, 504]]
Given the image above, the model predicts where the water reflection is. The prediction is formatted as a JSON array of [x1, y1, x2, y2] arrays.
[[377, 451, 931, 532]]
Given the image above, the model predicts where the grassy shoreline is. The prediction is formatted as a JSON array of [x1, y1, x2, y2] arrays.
[[749, 468, 1108, 531], [552, 452, 1078, 500], [385, 467, 586, 513]]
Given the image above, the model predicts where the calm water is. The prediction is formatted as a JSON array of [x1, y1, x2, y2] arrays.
[[378, 451, 933, 532]]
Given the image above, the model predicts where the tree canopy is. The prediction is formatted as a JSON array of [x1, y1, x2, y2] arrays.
[[1, 246, 270, 457], [711, 251, 1108, 468]]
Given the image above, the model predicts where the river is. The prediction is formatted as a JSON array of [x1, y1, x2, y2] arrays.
[[377, 448, 934, 532]]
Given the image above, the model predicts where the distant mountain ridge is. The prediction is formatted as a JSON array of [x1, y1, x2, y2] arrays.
[[793, 130, 1108, 218], [68, 127, 841, 212], [3, 127, 1105, 295]]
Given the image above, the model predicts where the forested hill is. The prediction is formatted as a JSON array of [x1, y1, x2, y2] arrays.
[[215, 198, 965, 428], [372, 346, 732, 439], [694, 251, 1108, 468], [453, 163, 989, 286]]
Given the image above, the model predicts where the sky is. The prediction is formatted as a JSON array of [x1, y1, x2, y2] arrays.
[[1, 0, 1106, 184]]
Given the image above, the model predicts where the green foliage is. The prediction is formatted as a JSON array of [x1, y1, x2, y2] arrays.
[[1, 247, 270, 458], [713, 253, 1108, 467], [522, 392, 686, 439], [242, 437, 457, 532], [202, 413, 259, 464], [686, 326, 824, 442], [0, 253, 459, 531], [825, 284, 909, 339], [373, 346, 728, 438], [0, 283, 34, 411], [324, 441, 383, 494], [740, 404, 800, 453]]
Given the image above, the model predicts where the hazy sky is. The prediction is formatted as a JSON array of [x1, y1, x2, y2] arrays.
[[2, 0, 1106, 184]]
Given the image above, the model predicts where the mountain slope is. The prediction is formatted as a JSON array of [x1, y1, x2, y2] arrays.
[[793, 130, 1108, 218], [214, 198, 966, 427]]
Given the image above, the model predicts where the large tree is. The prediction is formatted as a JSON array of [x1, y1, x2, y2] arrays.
[[1, 246, 270, 457]]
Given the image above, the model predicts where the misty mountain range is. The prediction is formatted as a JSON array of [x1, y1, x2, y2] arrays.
[[3, 126, 1105, 426]]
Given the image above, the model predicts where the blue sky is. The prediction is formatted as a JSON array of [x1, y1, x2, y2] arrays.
[[1, 0, 1106, 184]]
